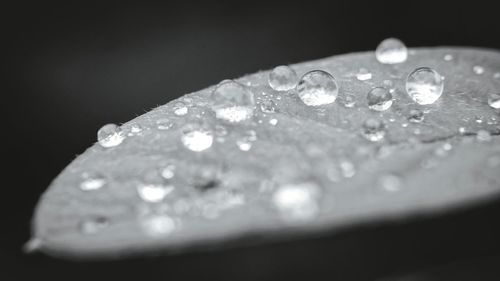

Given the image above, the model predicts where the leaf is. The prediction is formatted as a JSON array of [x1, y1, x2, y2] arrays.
[[29, 47, 500, 259]]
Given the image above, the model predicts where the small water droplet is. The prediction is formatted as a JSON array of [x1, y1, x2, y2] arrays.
[[406, 67, 444, 105], [137, 184, 174, 203], [342, 93, 357, 108], [473, 65, 484, 75], [459, 127, 467, 134], [375, 38, 408, 64], [475, 116, 484, 124], [141, 215, 176, 237], [379, 174, 401, 192], [367, 87, 393, 111], [173, 102, 189, 116], [494, 72, 500, 79], [80, 172, 107, 191], [129, 124, 143, 135], [272, 182, 320, 221], [356, 68, 372, 81], [476, 130, 492, 142], [181, 123, 214, 152], [361, 118, 386, 141], [269, 118, 278, 126], [161, 164, 176, 180], [156, 118, 174, 130], [296, 70, 339, 106], [237, 140, 252, 151], [340, 160, 356, 178], [211, 80, 255, 123], [408, 109, 424, 123], [79, 216, 109, 234], [260, 98, 277, 113], [443, 54, 454, 61], [97, 124, 125, 148], [487, 93, 500, 109], [268, 65, 299, 91]]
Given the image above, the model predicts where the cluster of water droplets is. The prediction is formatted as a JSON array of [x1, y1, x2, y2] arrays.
[[65, 37, 500, 241]]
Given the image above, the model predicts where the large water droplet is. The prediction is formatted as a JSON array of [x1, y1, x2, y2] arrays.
[[296, 70, 339, 106], [406, 67, 444, 105], [79, 172, 107, 191], [375, 38, 408, 64], [488, 93, 500, 109], [211, 80, 255, 123], [272, 182, 320, 221], [361, 118, 386, 141], [367, 87, 393, 111], [97, 124, 125, 148], [137, 184, 174, 203], [181, 123, 214, 152], [268, 65, 299, 91]]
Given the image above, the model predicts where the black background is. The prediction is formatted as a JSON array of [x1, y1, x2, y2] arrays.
[[4, 1, 500, 280]]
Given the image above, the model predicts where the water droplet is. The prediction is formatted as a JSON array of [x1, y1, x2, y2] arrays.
[[296, 70, 339, 106], [476, 130, 492, 142], [79, 216, 109, 234], [129, 124, 143, 135], [494, 72, 500, 79], [459, 127, 467, 134], [406, 67, 444, 105], [367, 87, 393, 111], [161, 164, 176, 180], [408, 109, 424, 123], [443, 54, 454, 61], [375, 38, 408, 64], [141, 215, 176, 237], [473, 65, 484, 75], [211, 80, 255, 123], [181, 123, 214, 152], [272, 182, 320, 221], [487, 93, 500, 109], [475, 116, 484, 124], [269, 118, 279, 126], [361, 118, 386, 141], [260, 98, 277, 113], [379, 174, 401, 192], [97, 124, 125, 148], [156, 118, 174, 130], [236, 130, 257, 151], [340, 160, 356, 178], [356, 68, 372, 81], [173, 102, 189, 116], [268, 65, 299, 91], [137, 184, 174, 203], [342, 93, 357, 108], [80, 172, 107, 191]]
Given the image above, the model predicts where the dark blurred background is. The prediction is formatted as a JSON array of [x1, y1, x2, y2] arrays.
[[3, 1, 500, 280]]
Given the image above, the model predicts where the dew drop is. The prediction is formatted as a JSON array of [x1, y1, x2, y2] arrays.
[[141, 215, 176, 237], [296, 70, 339, 106], [137, 184, 174, 203], [342, 93, 357, 108], [406, 67, 444, 105], [361, 118, 386, 141], [408, 109, 424, 123], [129, 124, 143, 135], [181, 123, 214, 152], [367, 87, 393, 111], [79, 216, 109, 234], [476, 130, 492, 142], [156, 118, 174, 130], [473, 65, 484, 75], [443, 54, 454, 61], [379, 174, 401, 192], [356, 68, 372, 81], [161, 164, 176, 180], [272, 182, 320, 221], [79, 172, 107, 191], [211, 80, 255, 123], [375, 38, 408, 64], [173, 102, 189, 116], [260, 98, 277, 113], [97, 124, 125, 148], [269, 118, 279, 126], [268, 65, 299, 91], [340, 160, 356, 178], [237, 140, 252, 151], [488, 93, 500, 109]]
